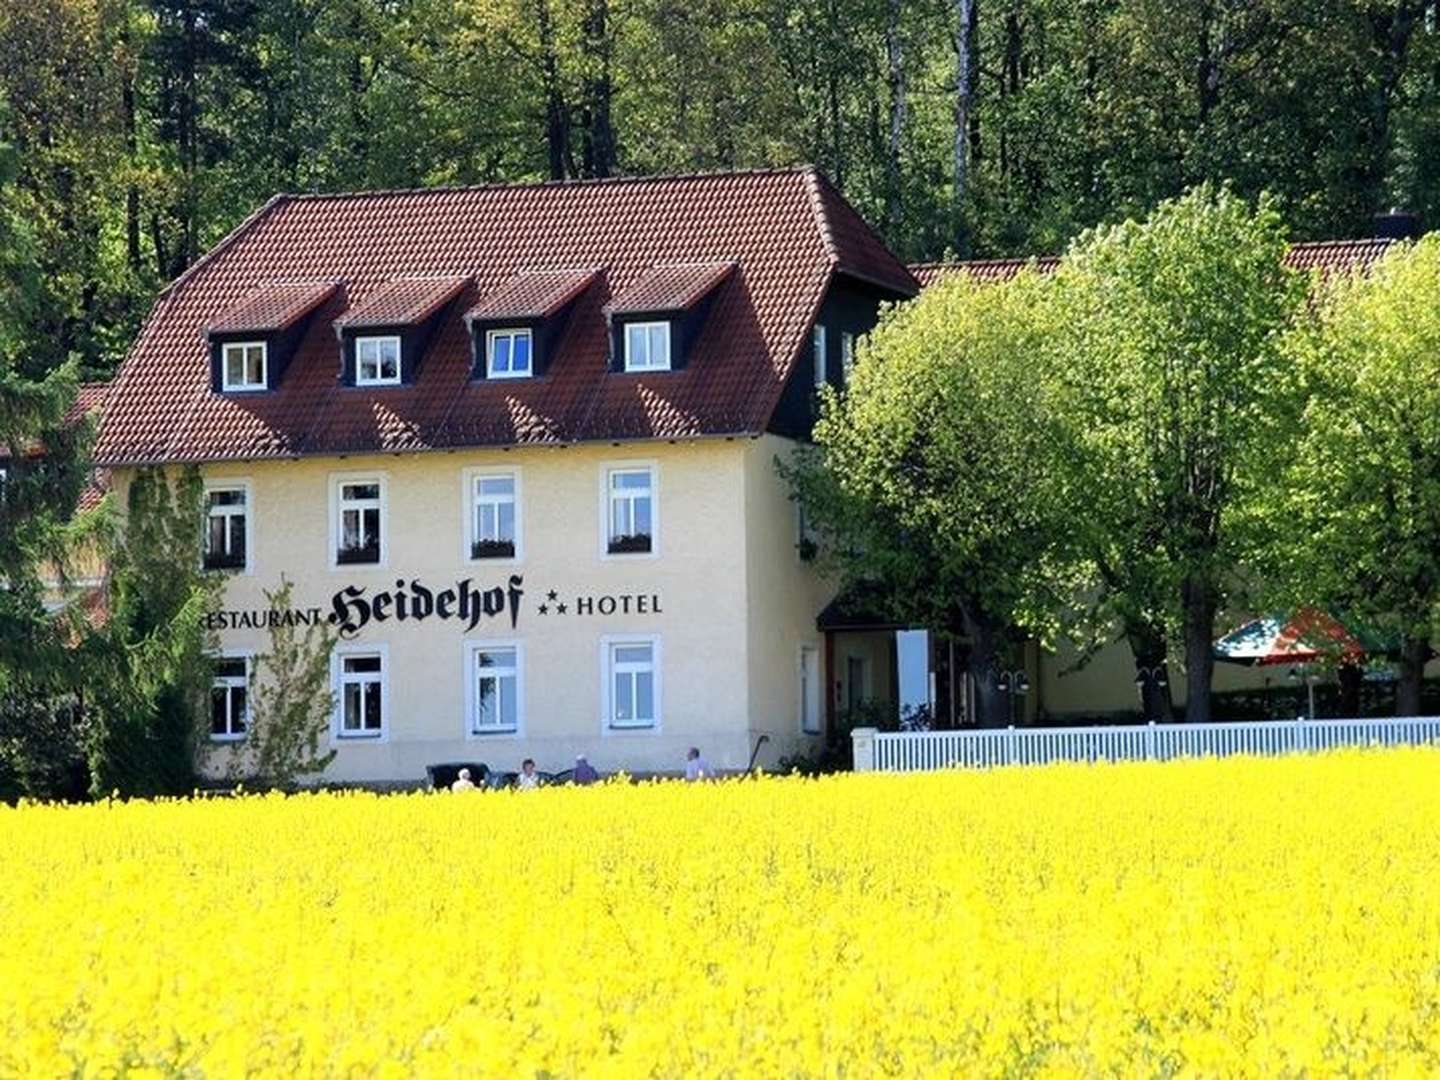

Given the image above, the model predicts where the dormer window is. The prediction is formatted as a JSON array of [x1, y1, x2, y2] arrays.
[[624, 322, 671, 372], [355, 336, 401, 386], [222, 342, 268, 391], [486, 328, 533, 379]]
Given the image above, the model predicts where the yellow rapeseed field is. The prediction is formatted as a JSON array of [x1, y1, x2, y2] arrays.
[[3, 749, 1440, 1077]]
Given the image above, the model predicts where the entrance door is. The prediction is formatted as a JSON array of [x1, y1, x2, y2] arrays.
[[846, 655, 868, 712]]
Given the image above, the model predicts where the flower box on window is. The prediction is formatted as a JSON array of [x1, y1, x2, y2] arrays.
[[203, 550, 248, 571], [470, 538, 516, 560], [607, 533, 652, 555], [336, 540, 381, 565]]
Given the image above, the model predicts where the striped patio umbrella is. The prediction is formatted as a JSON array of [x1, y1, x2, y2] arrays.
[[1213, 606, 1394, 667]]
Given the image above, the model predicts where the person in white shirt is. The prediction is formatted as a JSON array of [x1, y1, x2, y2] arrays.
[[450, 767, 477, 792], [515, 758, 540, 790], [684, 747, 711, 781]]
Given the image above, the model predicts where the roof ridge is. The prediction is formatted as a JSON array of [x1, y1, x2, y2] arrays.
[[277, 166, 820, 204], [799, 168, 840, 268]]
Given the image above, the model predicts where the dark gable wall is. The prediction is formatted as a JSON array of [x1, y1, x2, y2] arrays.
[[767, 274, 909, 439]]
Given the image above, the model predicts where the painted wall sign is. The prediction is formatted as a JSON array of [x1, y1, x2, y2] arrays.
[[207, 577, 666, 638]]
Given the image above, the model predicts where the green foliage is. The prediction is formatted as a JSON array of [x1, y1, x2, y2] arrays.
[[229, 577, 338, 789], [785, 267, 1080, 724], [1254, 235, 1440, 711], [85, 467, 218, 798], [1055, 185, 1306, 722]]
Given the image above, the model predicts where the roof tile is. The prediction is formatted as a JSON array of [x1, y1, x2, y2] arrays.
[[466, 268, 600, 322], [207, 281, 339, 335], [605, 261, 736, 316], [334, 276, 471, 330]]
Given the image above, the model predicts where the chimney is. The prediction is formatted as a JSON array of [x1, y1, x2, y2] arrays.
[[1373, 209, 1423, 241]]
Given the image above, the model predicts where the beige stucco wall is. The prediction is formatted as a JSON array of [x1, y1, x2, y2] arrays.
[[114, 436, 834, 783]]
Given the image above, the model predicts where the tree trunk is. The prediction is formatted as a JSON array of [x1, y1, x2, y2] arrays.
[[1181, 575, 1217, 724], [535, 0, 572, 180], [581, 0, 616, 178], [883, 0, 905, 235], [1125, 620, 1173, 722], [120, 23, 141, 275], [1396, 635, 1428, 716], [952, 0, 977, 253], [966, 610, 1007, 728], [1338, 663, 1362, 718]]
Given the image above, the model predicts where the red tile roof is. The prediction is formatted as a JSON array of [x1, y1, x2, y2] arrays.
[[910, 239, 1397, 289], [605, 261, 736, 316], [466, 268, 601, 322], [334, 275, 472, 330], [207, 281, 339, 335], [97, 168, 917, 465]]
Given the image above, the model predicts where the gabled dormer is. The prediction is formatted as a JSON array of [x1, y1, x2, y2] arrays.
[[603, 261, 735, 373], [463, 268, 599, 380], [206, 281, 339, 393], [332, 276, 470, 387]]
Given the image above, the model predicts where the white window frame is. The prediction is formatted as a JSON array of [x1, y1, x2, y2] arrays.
[[221, 341, 268, 392], [332, 643, 389, 743], [600, 634, 661, 733], [799, 644, 822, 735], [329, 472, 388, 570], [485, 327, 534, 379], [202, 478, 253, 575], [355, 335, 402, 387], [462, 467, 523, 563], [209, 652, 253, 743], [599, 461, 659, 559], [623, 321, 672, 372], [841, 331, 855, 380], [812, 324, 828, 387], [464, 639, 524, 738]]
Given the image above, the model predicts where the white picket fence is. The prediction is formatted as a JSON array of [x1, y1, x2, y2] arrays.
[[851, 717, 1440, 773]]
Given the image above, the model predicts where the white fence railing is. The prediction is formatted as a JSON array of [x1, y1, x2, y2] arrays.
[[851, 717, 1440, 773]]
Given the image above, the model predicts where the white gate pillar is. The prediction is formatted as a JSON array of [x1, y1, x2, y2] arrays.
[[852, 727, 879, 772]]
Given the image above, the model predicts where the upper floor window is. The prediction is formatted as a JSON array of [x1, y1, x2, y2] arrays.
[[841, 332, 855, 380], [812, 325, 827, 387], [210, 656, 249, 741], [355, 336, 401, 386], [334, 477, 384, 566], [337, 650, 386, 739], [222, 342, 267, 391], [470, 472, 518, 560], [605, 465, 655, 555], [204, 484, 250, 572], [486, 328, 533, 379], [624, 322, 671, 372]]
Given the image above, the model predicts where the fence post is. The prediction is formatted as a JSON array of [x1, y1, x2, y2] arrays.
[[1007, 725, 1017, 766], [851, 727, 879, 772], [1147, 720, 1156, 761]]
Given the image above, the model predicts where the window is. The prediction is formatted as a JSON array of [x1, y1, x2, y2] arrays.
[[841, 331, 855, 380], [800, 646, 822, 734], [337, 652, 385, 738], [812, 325, 827, 386], [355, 336, 401, 386], [623, 321, 671, 372], [469, 472, 518, 559], [605, 466, 654, 555], [222, 342, 267, 391], [334, 477, 384, 566], [203, 484, 249, 571], [469, 644, 521, 735], [604, 637, 659, 730], [210, 656, 249, 741], [486, 328, 533, 379]]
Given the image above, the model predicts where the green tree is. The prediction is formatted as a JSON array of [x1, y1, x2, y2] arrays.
[[1258, 235, 1440, 716], [1056, 184, 1306, 724], [228, 577, 337, 789], [85, 467, 218, 797], [785, 268, 1078, 726]]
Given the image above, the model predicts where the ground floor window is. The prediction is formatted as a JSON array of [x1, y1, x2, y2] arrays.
[[210, 656, 249, 741], [469, 643, 521, 735], [604, 636, 659, 729], [338, 650, 386, 738]]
